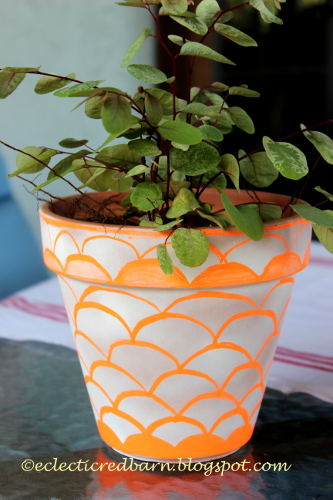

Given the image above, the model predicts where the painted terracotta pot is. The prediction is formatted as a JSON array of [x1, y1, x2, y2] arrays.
[[39, 190, 311, 463]]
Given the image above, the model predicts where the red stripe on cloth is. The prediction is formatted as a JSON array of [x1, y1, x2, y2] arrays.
[[0, 296, 68, 323], [274, 356, 333, 373], [276, 346, 333, 367], [310, 256, 333, 267]]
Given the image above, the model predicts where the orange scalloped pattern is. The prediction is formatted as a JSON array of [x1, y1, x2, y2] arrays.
[[40, 211, 312, 288], [57, 276, 295, 460]]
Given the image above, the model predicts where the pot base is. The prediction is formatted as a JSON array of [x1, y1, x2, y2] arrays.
[[111, 447, 241, 464]]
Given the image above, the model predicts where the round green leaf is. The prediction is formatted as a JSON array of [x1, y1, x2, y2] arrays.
[[172, 228, 210, 267], [124, 164, 150, 177], [166, 188, 200, 218], [130, 181, 163, 211], [239, 150, 278, 188], [314, 186, 333, 202], [263, 137, 308, 180], [145, 93, 163, 126], [199, 125, 223, 142], [85, 95, 104, 119], [169, 13, 208, 36], [128, 139, 161, 156], [34, 73, 76, 94], [219, 154, 240, 191], [10, 147, 57, 176], [250, 0, 283, 25], [196, 0, 221, 26], [226, 107, 254, 134], [221, 193, 264, 240], [301, 125, 333, 165], [53, 80, 104, 97], [121, 27, 154, 68], [229, 86, 260, 98], [170, 142, 220, 176], [127, 64, 169, 84], [157, 244, 174, 275], [161, 0, 188, 15], [102, 95, 133, 136], [157, 121, 202, 145], [0, 71, 26, 99], [214, 24, 257, 47], [247, 203, 282, 222]]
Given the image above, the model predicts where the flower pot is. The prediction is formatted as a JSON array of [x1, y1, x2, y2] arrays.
[[39, 189, 311, 463]]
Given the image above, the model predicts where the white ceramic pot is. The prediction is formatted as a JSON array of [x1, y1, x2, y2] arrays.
[[39, 190, 311, 462]]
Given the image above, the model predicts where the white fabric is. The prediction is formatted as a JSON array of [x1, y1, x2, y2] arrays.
[[1, 242, 332, 402]]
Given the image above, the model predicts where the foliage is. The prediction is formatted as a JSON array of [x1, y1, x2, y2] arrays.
[[2, 0, 333, 271]]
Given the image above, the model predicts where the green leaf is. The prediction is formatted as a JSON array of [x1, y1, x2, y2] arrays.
[[145, 93, 163, 125], [263, 137, 308, 180], [219, 154, 240, 191], [170, 142, 220, 176], [197, 209, 229, 228], [247, 203, 282, 221], [157, 121, 202, 145], [154, 220, 183, 231], [34, 73, 76, 94], [0, 71, 26, 98], [96, 143, 142, 167], [157, 244, 174, 274], [229, 86, 260, 98], [2, 66, 40, 73], [250, 0, 283, 24], [210, 82, 229, 92], [170, 12, 208, 35], [101, 95, 133, 136], [226, 106, 255, 134], [85, 95, 105, 119], [33, 149, 90, 191], [146, 88, 187, 115], [128, 64, 169, 84], [161, 0, 188, 15], [199, 125, 223, 142], [58, 138, 89, 148], [168, 35, 185, 46], [312, 210, 333, 254], [196, 0, 221, 26], [124, 164, 150, 177], [290, 204, 333, 228], [172, 228, 210, 267], [53, 80, 104, 97], [130, 181, 163, 211], [214, 23, 258, 47], [314, 186, 333, 202], [239, 150, 278, 187], [121, 27, 154, 67], [9, 147, 57, 177], [183, 102, 218, 118], [166, 188, 200, 218], [128, 139, 161, 156], [107, 171, 134, 192], [221, 193, 264, 240], [203, 168, 227, 193], [180, 41, 235, 66], [301, 125, 333, 165]]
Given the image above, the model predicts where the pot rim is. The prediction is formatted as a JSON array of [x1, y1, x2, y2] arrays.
[[39, 189, 309, 235]]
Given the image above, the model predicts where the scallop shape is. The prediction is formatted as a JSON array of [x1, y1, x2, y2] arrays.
[[118, 396, 174, 428], [152, 421, 202, 447], [83, 236, 138, 279], [75, 333, 106, 372], [166, 294, 254, 334], [182, 397, 237, 430], [136, 317, 213, 364], [76, 306, 130, 356], [213, 414, 245, 440], [227, 237, 288, 275], [240, 387, 263, 417], [261, 280, 294, 321], [290, 226, 312, 260], [86, 381, 112, 415], [92, 365, 143, 400], [53, 230, 80, 262], [223, 368, 261, 400], [184, 348, 250, 387], [110, 344, 176, 390], [102, 412, 142, 443], [114, 259, 189, 288], [153, 374, 216, 412], [256, 334, 280, 377], [218, 313, 276, 359], [81, 289, 160, 330], [191, 262, 259, 288]]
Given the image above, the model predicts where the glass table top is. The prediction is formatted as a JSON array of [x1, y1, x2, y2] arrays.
[[0, 338, 332, 500]]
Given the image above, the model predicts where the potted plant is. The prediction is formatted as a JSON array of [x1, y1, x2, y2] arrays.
[[1, 0, 333, 463]]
